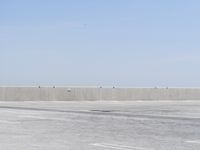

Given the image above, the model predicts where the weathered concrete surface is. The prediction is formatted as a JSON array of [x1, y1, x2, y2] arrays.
[[3, 87, 40, 101], [0, 101, 200, 150], [1, 87, 200, 101]]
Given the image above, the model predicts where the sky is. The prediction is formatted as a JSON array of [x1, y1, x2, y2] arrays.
[[1, 0, 200, 87]]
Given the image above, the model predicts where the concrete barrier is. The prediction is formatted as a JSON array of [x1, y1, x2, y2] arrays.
[[0, 87, 200, 101]]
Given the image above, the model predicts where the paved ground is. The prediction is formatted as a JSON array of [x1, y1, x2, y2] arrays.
[[0, 101, 200, 150]]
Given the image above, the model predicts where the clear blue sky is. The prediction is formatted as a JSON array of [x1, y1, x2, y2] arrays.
[[1, 0, 200, 87]]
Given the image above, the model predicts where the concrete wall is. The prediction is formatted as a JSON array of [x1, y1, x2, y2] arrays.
[[0, 87, 200, 101]]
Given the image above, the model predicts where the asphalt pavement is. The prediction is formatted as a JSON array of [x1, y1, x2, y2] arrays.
[[0, 101, 199, 150]]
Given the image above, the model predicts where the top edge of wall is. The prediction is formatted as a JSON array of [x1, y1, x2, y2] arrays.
[[0, 86, 200, 89]]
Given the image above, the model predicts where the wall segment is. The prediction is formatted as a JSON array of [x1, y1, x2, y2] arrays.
[[0, 87, 200, 101]]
